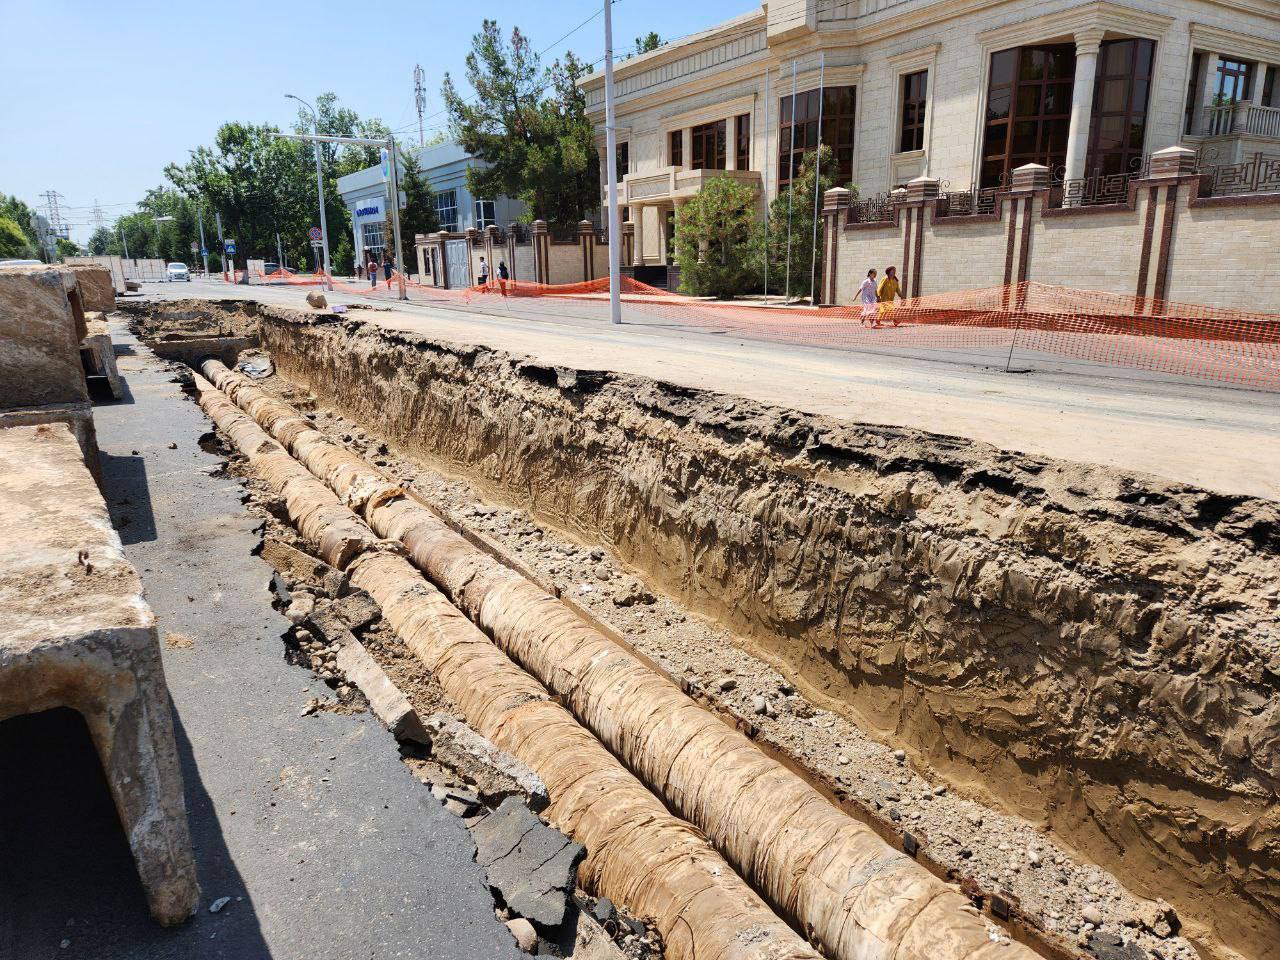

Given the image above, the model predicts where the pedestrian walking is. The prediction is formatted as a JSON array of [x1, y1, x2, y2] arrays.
[[382, 255, 393, 290], [367, 255, 378, 288], [477, 256, 490, 289], [858, 268, 877, 326], [875, 266, 903, 327], [497, 260, 509, 296]]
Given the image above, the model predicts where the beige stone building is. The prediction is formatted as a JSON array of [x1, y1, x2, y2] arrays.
[[582, 0, 1280, 294]]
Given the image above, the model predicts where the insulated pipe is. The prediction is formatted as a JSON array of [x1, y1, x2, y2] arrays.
[[200, 359, 1040, 960], [194, 373, 820, 960]]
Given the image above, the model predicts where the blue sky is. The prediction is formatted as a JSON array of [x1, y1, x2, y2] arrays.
[[0, 0, 748, 242]]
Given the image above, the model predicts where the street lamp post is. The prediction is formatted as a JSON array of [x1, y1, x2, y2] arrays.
[[286, 94, 333, 290], [269, 130, 408, 301]]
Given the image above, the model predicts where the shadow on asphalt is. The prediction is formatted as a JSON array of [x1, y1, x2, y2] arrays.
[[101, 452, 157, 545]]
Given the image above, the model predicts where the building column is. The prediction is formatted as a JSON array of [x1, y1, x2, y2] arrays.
[[1064, 28, 1105, 185], [1198, 52, 1221, 135], [681, 128, 692, 170], [631, 204, 644, 266]]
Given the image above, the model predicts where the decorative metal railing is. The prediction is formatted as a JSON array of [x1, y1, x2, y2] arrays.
[[847, 193, 900, 223], [935, 185, 1001, 217], [1199, 151, 1280, 197]]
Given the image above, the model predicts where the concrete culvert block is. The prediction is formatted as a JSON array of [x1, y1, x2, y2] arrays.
[[471, 797, 585, 928], [0, 423, 198, 925]]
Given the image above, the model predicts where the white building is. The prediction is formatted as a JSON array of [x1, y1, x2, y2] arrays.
[[336, 140, 525, 269], [582, 0, 1280, 284]]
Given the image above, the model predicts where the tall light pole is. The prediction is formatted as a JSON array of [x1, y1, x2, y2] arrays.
[[602, 0, 622, 325], [286, 94, 333, 290], [196, 205, 209, 277]]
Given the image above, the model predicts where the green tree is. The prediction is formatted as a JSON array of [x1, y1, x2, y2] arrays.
[[673, 175, 761, 299], [634, 32, 661, 54], [55, 237, 80, 259], [442, 21, 599, 229], [0, 194, 42, 253], [88, 226, 113, 256], [763, 145, 837, 302], [0, 215, 36, 259]]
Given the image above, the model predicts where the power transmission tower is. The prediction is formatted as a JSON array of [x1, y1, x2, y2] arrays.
[[414, 64, 426, 148], [40, 190, 68, 240], [91, 199, 107, 233]]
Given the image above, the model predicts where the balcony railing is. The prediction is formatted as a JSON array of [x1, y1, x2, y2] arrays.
[[1204, 102, 1280, 139]]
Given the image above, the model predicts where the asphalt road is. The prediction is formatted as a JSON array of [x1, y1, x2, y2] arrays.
[[0, 323, 521, 960], [137, 277, 1280, 501]]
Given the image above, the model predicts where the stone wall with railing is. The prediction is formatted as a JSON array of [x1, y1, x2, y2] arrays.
[[822, 145, 1280, 313]]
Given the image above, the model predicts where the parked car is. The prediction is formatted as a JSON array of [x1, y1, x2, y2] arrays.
[[263, 262, 280, 276], [166, 262, 190, 282]]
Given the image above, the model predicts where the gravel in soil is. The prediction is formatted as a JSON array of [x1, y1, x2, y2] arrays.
[[245, 372, 1201, 960]]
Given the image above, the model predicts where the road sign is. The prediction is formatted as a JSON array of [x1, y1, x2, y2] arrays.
[[190, 240, 198, 252], [310, 239, 322, 248], [380, 147, 390, 181], [308, 226, 322, 242], [225, 239, 237, 255], [201, 247, 208, 256]]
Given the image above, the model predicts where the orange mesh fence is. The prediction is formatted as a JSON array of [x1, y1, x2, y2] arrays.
[[214, 271, 1279, 391]]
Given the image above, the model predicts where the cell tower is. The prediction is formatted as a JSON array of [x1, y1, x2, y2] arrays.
[[414, 64, 426, 148]]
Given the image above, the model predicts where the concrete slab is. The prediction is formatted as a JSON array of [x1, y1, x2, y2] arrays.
[[0, 319, 524, 959], [0, 422, 198, 925], [0, 401, 99, 476], [0, 268, 89, 408]]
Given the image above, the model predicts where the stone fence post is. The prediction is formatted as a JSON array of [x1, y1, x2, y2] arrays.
[[821, 187, 852, 306], [532, 220, 549, 284]]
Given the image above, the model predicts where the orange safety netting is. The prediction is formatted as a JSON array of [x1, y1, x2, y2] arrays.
[[217, 272, 1280, 391]]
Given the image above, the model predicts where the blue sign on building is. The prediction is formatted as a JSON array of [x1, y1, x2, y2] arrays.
[[355, 203, 381, 218]]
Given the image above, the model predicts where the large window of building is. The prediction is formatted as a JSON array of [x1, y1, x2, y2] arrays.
[[669, 130, 683, 167], [1214, 58, 1254, 104], [691, 120, 727, 170], [1087, 38, 1155, 177], [361, 221, 385, 252], [778, 85, 857, 185], [1265, 66, 1278, 108], [980, 44, 1075, 187], [435, 189, 458, 232], [735, 114, 751, 170], [899, 70, 928, 153], [474, 199, 496, 230], [616, 141, 629, 178]]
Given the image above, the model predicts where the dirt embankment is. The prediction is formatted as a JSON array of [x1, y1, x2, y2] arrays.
[[144, 302, 1280, 960]]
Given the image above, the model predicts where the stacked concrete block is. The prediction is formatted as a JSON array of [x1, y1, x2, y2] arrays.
[[0, 266, 99, 470], [0, 423, 199, 925], [63, 263, 117, 313], [82, 315, 124, 400]]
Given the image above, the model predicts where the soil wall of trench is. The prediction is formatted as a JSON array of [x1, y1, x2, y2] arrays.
[[249, 309, 1280, 960]]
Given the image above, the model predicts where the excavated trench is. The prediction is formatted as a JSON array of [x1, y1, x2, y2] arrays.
[[124, 299, 1280, 960]]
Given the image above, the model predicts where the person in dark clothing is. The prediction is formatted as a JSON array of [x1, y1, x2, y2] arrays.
[[497, 260, 509, 296], [382, 255, 393, 290]]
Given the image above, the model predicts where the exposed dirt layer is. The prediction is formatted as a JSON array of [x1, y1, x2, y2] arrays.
[[134, 301, 1279, 960]]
